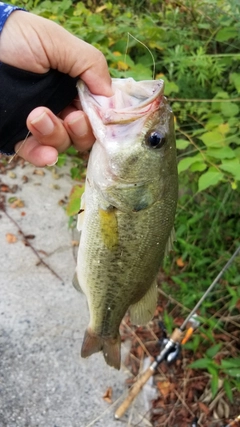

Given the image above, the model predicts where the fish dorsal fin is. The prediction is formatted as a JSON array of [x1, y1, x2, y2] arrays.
[[129, 279, 158, 326], [164, 227, 176, 257], [77, 192, 85, 232]]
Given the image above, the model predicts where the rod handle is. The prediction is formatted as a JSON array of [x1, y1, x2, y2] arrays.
[[115, 366, 154, 419]]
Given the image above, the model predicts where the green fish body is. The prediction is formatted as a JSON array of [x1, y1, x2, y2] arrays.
[[76, 78, 178, 369]]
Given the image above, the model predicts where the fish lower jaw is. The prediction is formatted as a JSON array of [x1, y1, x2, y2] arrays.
[[81, 328, 121, 370]]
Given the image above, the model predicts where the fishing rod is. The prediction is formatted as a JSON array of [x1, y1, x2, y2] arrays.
[[115, 245, 240, 420]]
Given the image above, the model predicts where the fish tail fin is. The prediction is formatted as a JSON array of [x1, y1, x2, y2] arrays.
[[81, 329, 103, 357], [81, 328, 121, 370], [102, 335, 121, 370]]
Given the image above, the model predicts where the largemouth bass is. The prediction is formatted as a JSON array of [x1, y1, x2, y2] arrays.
[[75, 78, 178, 370]]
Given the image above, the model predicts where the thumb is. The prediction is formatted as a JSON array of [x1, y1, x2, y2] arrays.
[[0, 11, 113, 96], [35, 15, 114, 96]]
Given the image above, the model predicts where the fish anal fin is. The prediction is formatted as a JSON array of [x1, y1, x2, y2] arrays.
[[81, 328, 121, 370], [129, 279, 158, 326]]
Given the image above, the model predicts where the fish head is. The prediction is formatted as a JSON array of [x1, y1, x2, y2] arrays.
[[77, 78, 178, 212]]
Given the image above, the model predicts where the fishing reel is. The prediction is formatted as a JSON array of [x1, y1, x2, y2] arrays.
[[158, 321, 182, 364]]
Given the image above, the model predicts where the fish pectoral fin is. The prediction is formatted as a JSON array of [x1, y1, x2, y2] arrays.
[[129, 279, 158, 326], [72, 270, 83, 293], [81, 328, 121, 370], [164, 227, 176, 257]]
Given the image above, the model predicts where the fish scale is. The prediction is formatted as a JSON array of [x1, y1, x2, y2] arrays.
[[75, 78, 178, 369]]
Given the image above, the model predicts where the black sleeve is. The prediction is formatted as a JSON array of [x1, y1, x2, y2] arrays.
[[0, 62, 79, 154]]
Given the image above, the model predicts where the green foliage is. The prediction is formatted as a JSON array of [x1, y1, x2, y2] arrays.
[[189, 353, 240, 400], [57, 146, 85, 181], [66, 184, 84, 216]]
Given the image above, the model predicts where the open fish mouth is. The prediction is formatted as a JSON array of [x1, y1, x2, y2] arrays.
[[78, 78, 164, 125]]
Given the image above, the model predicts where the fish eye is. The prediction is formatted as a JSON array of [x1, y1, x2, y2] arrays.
[[146, 131, 166, 149]]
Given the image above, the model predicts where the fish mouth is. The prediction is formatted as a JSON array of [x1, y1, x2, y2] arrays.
[[78, 78, 165, 126], [93, 96, 162, 125]]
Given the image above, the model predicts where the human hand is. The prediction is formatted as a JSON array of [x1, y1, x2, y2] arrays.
[[0, 11, 113, 166]]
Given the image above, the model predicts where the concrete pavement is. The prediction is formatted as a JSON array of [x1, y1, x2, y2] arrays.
[[0, 160, 153, 427]]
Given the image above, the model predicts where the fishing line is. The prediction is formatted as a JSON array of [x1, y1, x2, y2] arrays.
[[8, 131, 30, 163], [180, 245, 240, 330], [125, 32, 156, 79]]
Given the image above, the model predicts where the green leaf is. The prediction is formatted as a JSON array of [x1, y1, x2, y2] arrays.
[[199, 131, 224, 147], [86, 14, 104, 27], [70, 167, 82, 181], [66, 146, 79, 156], [221, 357, 240, 369], [176, 139, 190, 150], [205, 343, 222, 359], [198, 170, 224, 191], [215, 27, 238, 42], [56, 153, 67, 167], [206, 147, 236, 160], [188, 358, 212, 369], [205, 115, 224, 130], [221, 102, 239, 118], [210, 371, 219, 398], [223, 379, 233, 402], [235, 147, 240, 159], [225, 369, 240, 378], [66, 185, 84, 216], [214, 91, 229, 100], [124, 63, 153, 80], [164, 80, 179, 95], [220, 159, 240, 180], [230, 73, 240, 93], [190, 161, 207, 172], [178, 154, 202, 173]]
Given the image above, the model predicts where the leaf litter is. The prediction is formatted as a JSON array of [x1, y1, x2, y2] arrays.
[[119, 271, 240, 427]]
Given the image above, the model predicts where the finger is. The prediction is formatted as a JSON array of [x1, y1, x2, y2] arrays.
[[26, 106, 71, 153], [63, 110, 95, 152], [14, 137, 58, 167], [16, 106, 95, 165]]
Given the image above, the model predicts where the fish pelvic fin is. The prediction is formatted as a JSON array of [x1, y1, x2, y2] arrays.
[[81, 328, 121, 370], [72, 269, 83, 293], [129, 279, 158, 325], [164, 227, 176, 257]]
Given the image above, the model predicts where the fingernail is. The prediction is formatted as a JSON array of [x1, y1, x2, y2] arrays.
[[30, 112, 54, 135], [46, 157, 58, 167], [68, 115, 88, 137]]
